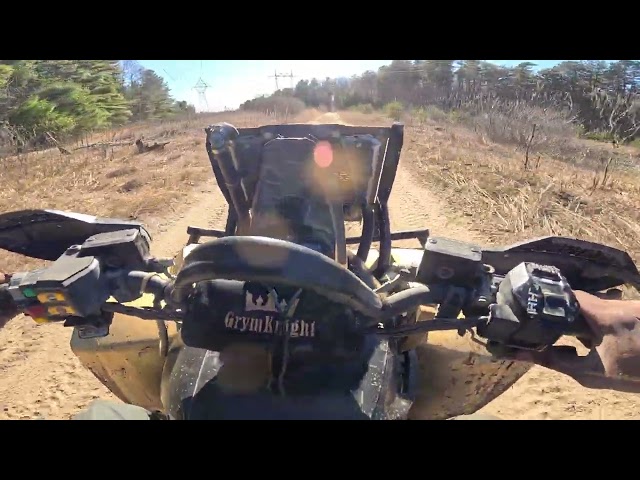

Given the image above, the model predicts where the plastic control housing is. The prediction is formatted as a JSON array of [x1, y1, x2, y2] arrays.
[[9, 228, 150, 320], [479, 262, 581, 351], [416, 237, 483, 288]]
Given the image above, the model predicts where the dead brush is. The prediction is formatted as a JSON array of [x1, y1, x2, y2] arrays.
[[396, 112, 640, 272]]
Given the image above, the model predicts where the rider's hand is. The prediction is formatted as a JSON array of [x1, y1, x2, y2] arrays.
[[0, 273, 18, 329], [514, 290, 640, 393]]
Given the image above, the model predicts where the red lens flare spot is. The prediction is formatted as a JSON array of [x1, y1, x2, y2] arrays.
[[314, 141, 333, 168]]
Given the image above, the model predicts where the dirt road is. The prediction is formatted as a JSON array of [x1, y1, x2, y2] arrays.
[[1, 112, 638, 419]]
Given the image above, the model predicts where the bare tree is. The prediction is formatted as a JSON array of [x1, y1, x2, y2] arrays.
[[121, 60, 144, 86], [592, 90, 640, 143]]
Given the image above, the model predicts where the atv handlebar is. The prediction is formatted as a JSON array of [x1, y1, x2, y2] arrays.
[[124, 271, 173, 299], [122, 269, 446, 323], [4, 233, 599, 354]]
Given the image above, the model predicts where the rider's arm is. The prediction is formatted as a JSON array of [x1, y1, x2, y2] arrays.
[[515, 290, 640, 393]]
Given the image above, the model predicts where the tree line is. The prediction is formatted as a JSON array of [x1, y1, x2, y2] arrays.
[[241, 60, 640, 143], [0, 60, 195, 150]]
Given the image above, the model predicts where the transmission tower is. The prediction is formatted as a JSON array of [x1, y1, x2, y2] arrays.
[[193, 77, 209, 112], [269, 70, 297, 91], [193, 61, 210, 111], [269, 70, 281, 90], [285, 70, 298, 89]]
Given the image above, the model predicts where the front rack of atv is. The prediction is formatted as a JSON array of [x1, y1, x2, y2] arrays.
[[186, 226, 430, 248]]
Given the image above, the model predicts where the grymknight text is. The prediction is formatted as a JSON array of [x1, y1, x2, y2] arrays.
[[224, 311, 316, 338]]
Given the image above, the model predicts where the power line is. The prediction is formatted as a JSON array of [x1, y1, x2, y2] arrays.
[[162, 69, 178, 82]]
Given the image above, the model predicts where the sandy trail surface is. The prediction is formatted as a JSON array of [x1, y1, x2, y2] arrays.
[[1, 112, 639, 419]]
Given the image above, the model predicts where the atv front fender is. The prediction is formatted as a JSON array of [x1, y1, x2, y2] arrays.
[[70, 290, 179, 413]]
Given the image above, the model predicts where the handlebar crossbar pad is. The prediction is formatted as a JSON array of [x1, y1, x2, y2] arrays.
[[177, 236, 382, 317]]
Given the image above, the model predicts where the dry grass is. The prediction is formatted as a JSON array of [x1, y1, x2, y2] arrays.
[[290, 108, 326, 124], [403, 120, 640, 257], [337, 110, 392, 126], [0, 109, 313, 273], [340, 109, 640, 294]]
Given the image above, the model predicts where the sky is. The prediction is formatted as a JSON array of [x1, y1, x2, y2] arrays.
[[136, 60, 588, 112]]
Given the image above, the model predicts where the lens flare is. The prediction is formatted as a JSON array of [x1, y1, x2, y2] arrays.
[[314, 141, 333, 168]]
